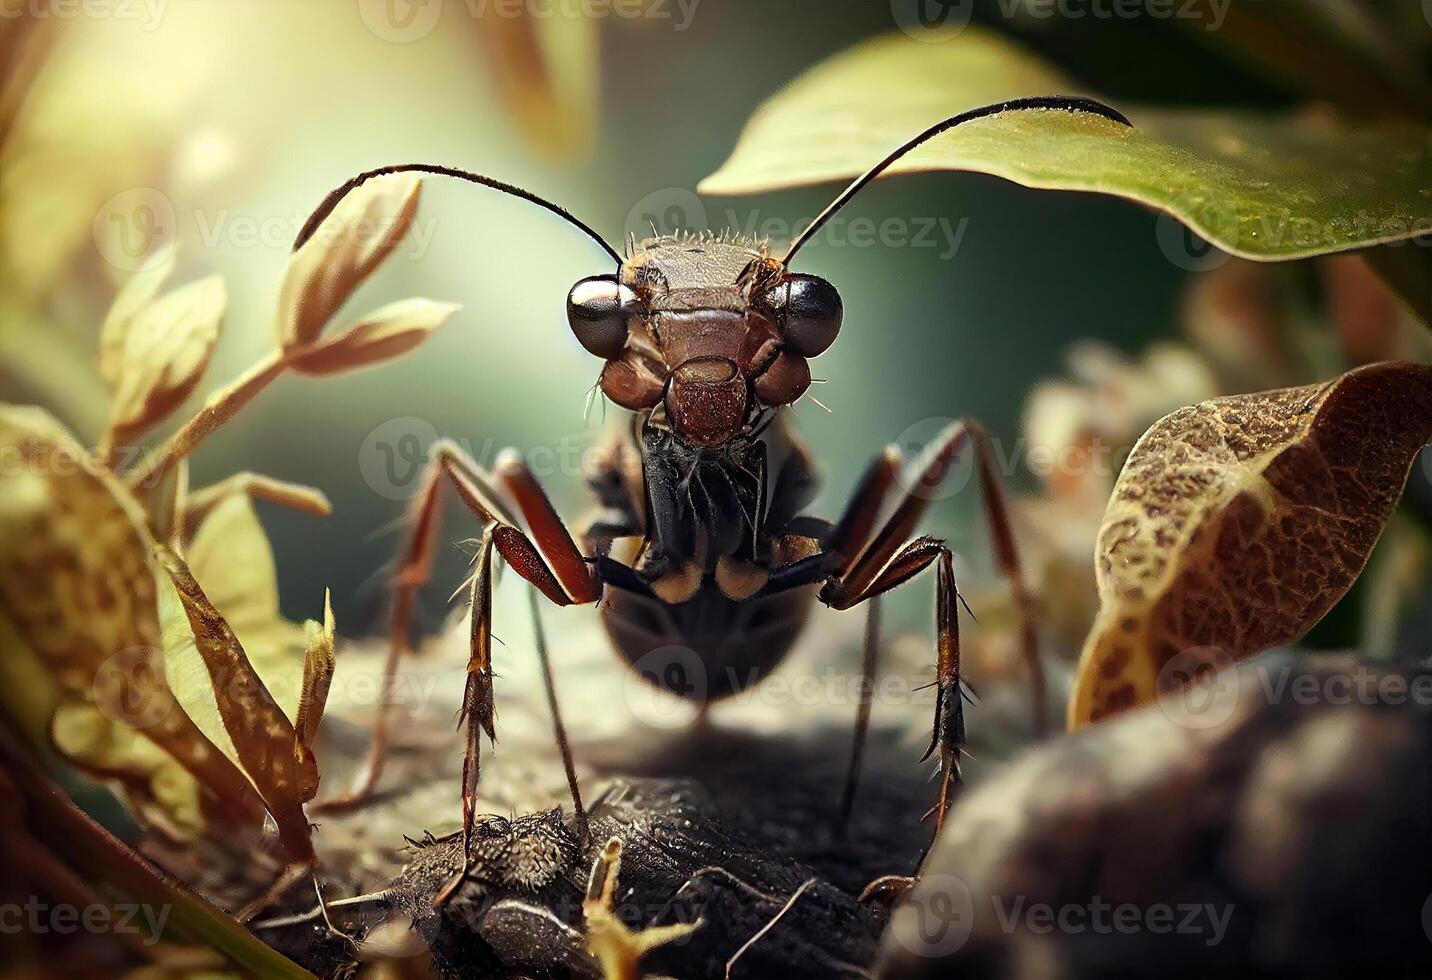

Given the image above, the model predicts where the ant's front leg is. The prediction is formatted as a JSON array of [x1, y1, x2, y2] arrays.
[[819, 419, 1041, 838], [313, 440, 600, 847]]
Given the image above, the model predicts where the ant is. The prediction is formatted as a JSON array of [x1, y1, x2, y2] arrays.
[[300, 96, 1132, 870]]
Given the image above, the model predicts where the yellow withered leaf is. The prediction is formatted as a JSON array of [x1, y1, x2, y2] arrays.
[[0, 404, 266, 832], [155, 545, 318, 861], [288, 298, 458, 377], [105, 275, 226, 448], [50, 697, 203, 838], [1068, 362, 1432, 728], [99, 243, 177, 388], [278, 174, 421, 352]]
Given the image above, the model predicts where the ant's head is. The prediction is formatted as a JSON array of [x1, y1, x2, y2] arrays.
[[295, 99, 1129, 450], [567, 235, 841, 448]]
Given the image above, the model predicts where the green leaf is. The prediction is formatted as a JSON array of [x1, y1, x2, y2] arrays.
[[699, 30, 1432, 263]]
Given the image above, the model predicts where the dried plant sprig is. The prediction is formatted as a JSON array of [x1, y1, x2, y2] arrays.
[[289, 298, 460, 377], [98, 242, 177, 387], [183, 472, 333, 534], [155, 544, 323, 863], [0, 406, 268, 831], [100, 275, 226, 461], [583, 837, 702, 980], [278, 173, 421, 351], [125, 176, 445, 491]]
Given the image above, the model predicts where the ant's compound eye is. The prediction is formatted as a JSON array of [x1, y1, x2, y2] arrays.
[[764, 274, 842, 358], [567, 275, 638, 359]]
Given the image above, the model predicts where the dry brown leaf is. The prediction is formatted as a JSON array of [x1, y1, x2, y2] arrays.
[[1068, 361, 1432, 728], [104, 275, 226, 448], [0, 404, 267, 831], [155, 544, 317, 861], [184, 492, 309, 720], [288, 298, 457, 377], [295, 590, 335, 751], [277, 174, 421, 351], [99, 243, 177, 388]]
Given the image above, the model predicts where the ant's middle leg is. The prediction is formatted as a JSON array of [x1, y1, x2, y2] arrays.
[[820, 419, 1041, 835], [314, 440, 600, 827]]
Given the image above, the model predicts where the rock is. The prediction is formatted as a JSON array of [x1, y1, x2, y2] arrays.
[[879, 653, 1432, 978]]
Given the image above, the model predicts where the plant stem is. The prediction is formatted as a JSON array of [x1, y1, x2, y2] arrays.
[[128, 349, 288, 490]]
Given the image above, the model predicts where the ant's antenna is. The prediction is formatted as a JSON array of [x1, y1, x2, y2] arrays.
[[780, 96, 1131, 267], [293, 163, 623, 265]]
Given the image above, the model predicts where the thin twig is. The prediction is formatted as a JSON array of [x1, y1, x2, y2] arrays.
[[724, 877, 817, 980]]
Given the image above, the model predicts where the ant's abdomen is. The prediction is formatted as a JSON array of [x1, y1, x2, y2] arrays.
[[601, 581, 815, 702]]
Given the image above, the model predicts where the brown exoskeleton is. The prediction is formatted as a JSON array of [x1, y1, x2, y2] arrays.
[[300, 97, 1132, 866]]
